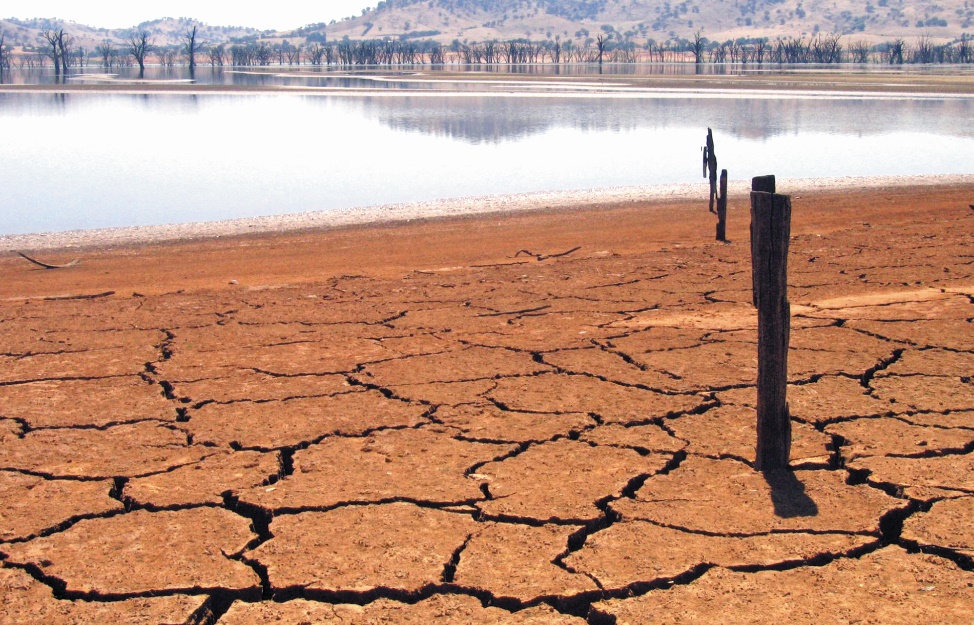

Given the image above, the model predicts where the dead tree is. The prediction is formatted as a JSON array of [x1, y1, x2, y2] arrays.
[[703, 128, 718, 212], [885, 38, 905, 64], [184, 25, 202, 74], [129, 31, 151, 78], [750, 175, 792, 471], [96, 43, 116, 68], [691, 30, 705, 64], [208, 44, 226, 66], [56, 30, 71, 75], [848, 40, 870, 64], [596, 34, 609, 68], [42, 29, 63, 78], [308, 43, 325, 66]]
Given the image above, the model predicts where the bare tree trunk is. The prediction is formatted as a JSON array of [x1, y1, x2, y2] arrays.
[[57, 30, 70, 76], [130, 31, 151, 78], [43, 30, 62, 80], [185, 25, 199, 76]]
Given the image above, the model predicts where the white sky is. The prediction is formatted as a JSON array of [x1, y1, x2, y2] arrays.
[[3, 1, 380, 31]]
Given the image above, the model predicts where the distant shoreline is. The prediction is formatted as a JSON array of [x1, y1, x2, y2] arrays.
[[3, 174, 973, 252], [3, 67, 974, 98]]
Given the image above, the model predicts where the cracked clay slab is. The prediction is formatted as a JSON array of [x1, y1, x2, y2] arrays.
[[0, 565, 212, 625], [357, 345, 550, 386], [716, 376, 893, 426], [476, 439, 672, 523], [826, 417, 974, 460], [171, 370, 352, 404], [488, 374, 705, 425], [565, 520, 874, 590], [186, 390, 428, 450], [3, 508, 260, 597], [239, 427, 515, 511], [0, 472, 122, 542], [0, 422, 208, 479], [901, 496, 974, 558], [849, 319, 974, 351], [0, 346, 159, 384], [850, 453, 974, 497], [435, 403, 595, 443], [870, 375, 974, 413], [0, 376, 176, 428], [247, 503, 479, 594], [613, 456, 902, 535], [124, 450, 282, 508], [218, 594, 585, 624], [452, 523, 599, 601], [590, 546, 974, 624], [579, 423, 687, 454]]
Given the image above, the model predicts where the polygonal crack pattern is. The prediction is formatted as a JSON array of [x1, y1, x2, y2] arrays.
[[2, 197, 973, 622]]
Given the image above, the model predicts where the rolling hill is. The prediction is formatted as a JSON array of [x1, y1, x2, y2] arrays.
[[320, 0, 972, 44], [2, 0, 971, 54]]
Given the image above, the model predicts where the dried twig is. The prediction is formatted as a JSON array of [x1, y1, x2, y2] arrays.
[[17, 252, 80, 269], [512, 246, 582, 261], [477, 305, 551, 318]]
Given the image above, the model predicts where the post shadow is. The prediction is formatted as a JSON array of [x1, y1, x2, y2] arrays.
[[762, 468, 819, 518]]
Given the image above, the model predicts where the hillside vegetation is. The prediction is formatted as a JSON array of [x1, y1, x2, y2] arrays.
[[2, 0, 971, 61], [323, 0, 973, 44]]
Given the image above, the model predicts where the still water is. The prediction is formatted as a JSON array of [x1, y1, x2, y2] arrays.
[[1, 83, 973, 235]]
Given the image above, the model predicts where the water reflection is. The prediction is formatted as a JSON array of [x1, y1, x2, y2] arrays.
[[4, 63, 974, 87], [0, 91, 972, 236], [350, 94, 974, 144]]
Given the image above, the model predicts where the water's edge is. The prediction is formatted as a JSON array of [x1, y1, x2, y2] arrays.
[[3, 174, 972, 252]]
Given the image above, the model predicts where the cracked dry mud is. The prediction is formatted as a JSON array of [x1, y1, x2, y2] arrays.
[[1, 185, 973, 623]]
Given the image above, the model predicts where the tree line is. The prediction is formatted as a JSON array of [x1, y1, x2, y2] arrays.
[[3, 28, 972, 75]]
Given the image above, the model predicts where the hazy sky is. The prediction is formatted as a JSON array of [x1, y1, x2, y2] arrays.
[[3, 1, 380, 30]]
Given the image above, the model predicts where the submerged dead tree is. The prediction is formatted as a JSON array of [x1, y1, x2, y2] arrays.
[[703, 128, 718, 212], [184, 26, 202, 75], [129, 31, 151, 78]]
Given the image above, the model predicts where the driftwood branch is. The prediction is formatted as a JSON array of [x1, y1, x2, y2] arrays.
[[17, 252, 81, 269], [43, 291, 115, 301], [513, 246, 582, 261]]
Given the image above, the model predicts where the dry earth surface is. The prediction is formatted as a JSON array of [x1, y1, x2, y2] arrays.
[[1, 183, 973, 623]]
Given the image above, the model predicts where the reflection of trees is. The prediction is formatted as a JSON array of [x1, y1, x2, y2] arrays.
[[354, 96, 645, 144], [351, 95, 974, 144]]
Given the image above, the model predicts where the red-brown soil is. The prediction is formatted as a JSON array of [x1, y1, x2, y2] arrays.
[[1, 184, 973, 623]]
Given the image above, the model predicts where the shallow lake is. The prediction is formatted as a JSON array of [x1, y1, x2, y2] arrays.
[[1, 72, 973, 235]]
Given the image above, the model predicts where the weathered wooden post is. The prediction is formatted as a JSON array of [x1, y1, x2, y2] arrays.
[[750, 175, 792, 471], [703, 129, 718, 212], [715, 169, 728, 242]]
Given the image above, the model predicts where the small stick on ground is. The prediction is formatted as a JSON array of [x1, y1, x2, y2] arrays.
[[513, 246, 582, 261]]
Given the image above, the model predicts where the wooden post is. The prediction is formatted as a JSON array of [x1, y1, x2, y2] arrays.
[[715, 169, 728, 242], [750, 175, 792, 471], [749, 175, 775, 306], [705, 129, 718, 213]]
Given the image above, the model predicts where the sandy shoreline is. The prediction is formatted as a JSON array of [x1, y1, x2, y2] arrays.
[[4, 174, 973, 252]]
